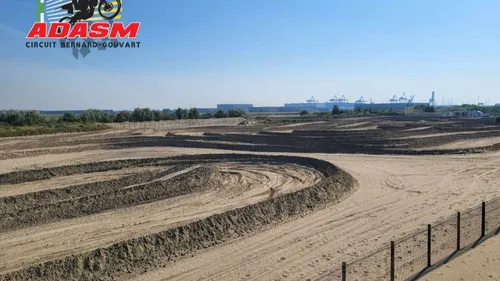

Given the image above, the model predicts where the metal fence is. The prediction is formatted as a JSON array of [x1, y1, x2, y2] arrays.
[[321, 198, 500, 281]]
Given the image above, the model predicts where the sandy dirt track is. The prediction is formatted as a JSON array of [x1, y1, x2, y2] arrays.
[[0, 146, 498, 281], [0, 166, 162, 198], [0, 160, 321, 274], [121, 150, 499, 281], [1, 117, 499, 281], [422, 234, 500, 281]]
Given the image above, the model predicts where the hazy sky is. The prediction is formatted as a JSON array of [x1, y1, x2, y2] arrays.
[[1, 0, 499, 110]]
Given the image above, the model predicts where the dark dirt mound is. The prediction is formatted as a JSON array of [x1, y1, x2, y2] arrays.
[[1, 118, 498, 161], [107, 127, 500, 155], [0, 169, 175, 212], [0, 158, 166, 185], [0, 165, 223, 232]]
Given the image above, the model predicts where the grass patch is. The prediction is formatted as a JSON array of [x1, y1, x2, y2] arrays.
[[0, 123, 110, 138]]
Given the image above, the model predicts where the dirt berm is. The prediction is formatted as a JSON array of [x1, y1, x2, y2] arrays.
[[0, 158, 168, 185], [0, 168, 180, 212], [0, 165, 222, 232], [0, 155, 357, 281]]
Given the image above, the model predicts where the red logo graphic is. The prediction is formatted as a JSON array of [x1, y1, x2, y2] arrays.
[[26, 22, 140, 39]]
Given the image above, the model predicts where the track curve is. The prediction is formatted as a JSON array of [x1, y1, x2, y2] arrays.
[[0, 154, 357, 281]]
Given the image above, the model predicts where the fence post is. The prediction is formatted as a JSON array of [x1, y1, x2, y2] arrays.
[[457, 212, 461, 251], [482, 202, 486, 238], [427, 224, 432, 267], [390, 241, 395, 281], [342, 262, 347, 281]]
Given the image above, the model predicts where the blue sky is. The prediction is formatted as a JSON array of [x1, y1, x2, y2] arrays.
[[1, 0, 499, 110]]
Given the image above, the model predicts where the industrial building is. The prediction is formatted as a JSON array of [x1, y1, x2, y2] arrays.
[[216, 104, 253, 112], [208, 92, 435, 113]]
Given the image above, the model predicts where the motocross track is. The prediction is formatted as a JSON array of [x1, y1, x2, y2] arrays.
[[0, 116, 499, 281]]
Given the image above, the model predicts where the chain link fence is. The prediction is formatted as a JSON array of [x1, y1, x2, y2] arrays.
[[319, 198, 500, 281]]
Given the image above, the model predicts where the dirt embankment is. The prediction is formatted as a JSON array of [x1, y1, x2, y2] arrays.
[[0, 169, 173, 210], [0, 165, 222, 232], [110, 129, 500, 155], [0, 158, 168, 185], [0, 118, 498, 161], [0, 155, 357, 281]]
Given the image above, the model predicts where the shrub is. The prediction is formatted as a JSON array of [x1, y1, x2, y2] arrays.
[[424, 106, 436, 112], [227, 109, 245, 117], [201, 113, 214, 119], [188, 108, 200, 119], [62, 112, 79, 123], [114, 111, 132, 122], [299, 110, 309, 116], [332, 105, 341, 115], [214, 110, 227, 118]]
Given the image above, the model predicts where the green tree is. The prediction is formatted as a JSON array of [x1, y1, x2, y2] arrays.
[[101, 113, 115, 123], [142, 108, 153, 121], [331, 105, 341, 115], [132, 108, 144, 122], [188, 108, 200, 119], [424, 106, 436, 112], [201, 112, 213, 119], [175, 108, 184, 120], [152, 110, 163, 121], [23, 111, 44, 125], [79, 109, 105, 123], [228, 108, 245, 117], [114, 111, 132, 123], [164, 113, 177, 120], [4, 110, 25, 126], [214, 110, 227, 118], [354, 106, 363, 114], [299, 110, 309, 116], [63, 112, 79, 123]]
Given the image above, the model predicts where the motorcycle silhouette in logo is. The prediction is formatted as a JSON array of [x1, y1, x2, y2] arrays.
[[59, 0, 122, 25]]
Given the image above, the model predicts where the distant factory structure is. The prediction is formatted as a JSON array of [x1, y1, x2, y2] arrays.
[[216, 104, 254, 111], [284, 92, 430, 111], [213, 92, 433, 113]]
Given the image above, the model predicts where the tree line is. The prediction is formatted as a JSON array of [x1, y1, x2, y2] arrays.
[[0, 108, 246, 126]]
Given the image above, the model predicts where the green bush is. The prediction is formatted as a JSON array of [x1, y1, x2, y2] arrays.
[[0, 123, 110, 138], [313, 112, 330, 117], [332, 105, 341, 115], [214, 110, 227, 118], [299, 110, 309, 116], [188, 108, 200, 119], [227, 109, 245, 117], [200, 113, 214, 119], [424, 106, 436, 112]]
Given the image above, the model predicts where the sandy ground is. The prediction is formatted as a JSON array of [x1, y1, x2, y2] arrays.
[[403, 126, 432, 131], [124, 150, 499, 281], [0, 166, 162, 197], [336, 121, 371, 128], [428, 136, 500, 150], [423, 234, 500, 281], [275, 121, 327, 128], [0, 161, 320, 274], [392, 130, 500, 140], [0, 146, 498, 280]]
